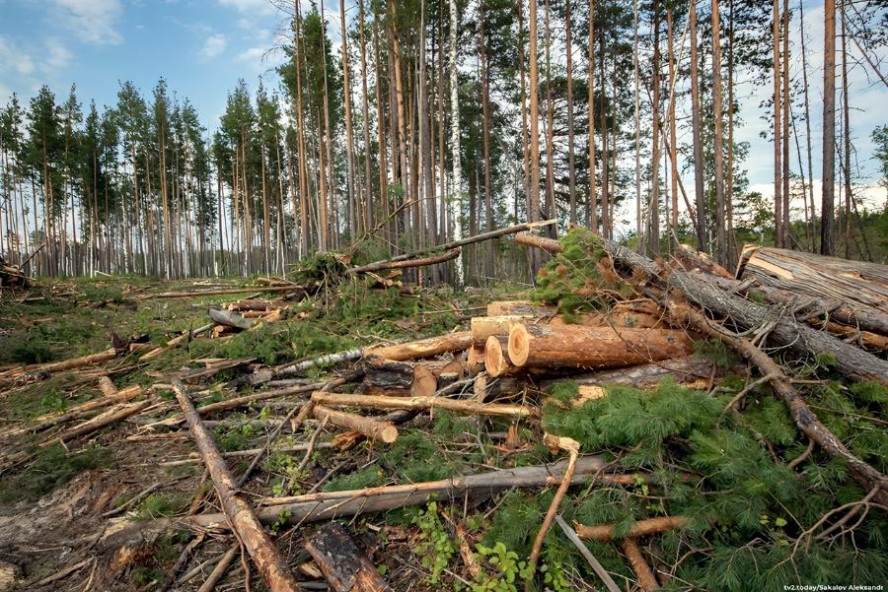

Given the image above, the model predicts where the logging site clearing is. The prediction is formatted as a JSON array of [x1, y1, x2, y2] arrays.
[[1, 227, 887, 592]]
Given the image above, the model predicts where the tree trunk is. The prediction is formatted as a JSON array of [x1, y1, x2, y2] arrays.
[[449, 0, 464, 282], [171, 380, 301, 592], [508, 324, 694, 370], [313, 406, 399, 444], [711, 0, 727, 264], [821, 0, 836, 255], [689, 2, 706, 250], [306, 523, 393, 592]]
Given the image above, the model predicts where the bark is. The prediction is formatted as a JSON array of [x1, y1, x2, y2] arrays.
[[515, 232, 561, 253], [208, 309, 254, 331], [486, 300, 557, 317], [40, 399, 150, 447], [449, 0, 464, 282], [364, 331, 472, 361], [738, 246, 888, 315], [273, 349, 365, 380], [143, 285, 301, 299], [773, 0, 784, 247], [472, 316, 535, 347], [540, 356, 722, 391], [620, 539, 661, 591], [599, 237, 888, 384], [711, 0, 727, 264], [575, 516, 687, 541], [313, 405, 399, 444], [821, 0, 836, 255], [18, 347, 117, 376], [170, 379, 301, 592], [306, 523, 393, 592], [310, 391, 538, 418], [346, 248, 460, 274], [689, 2, 706, 249], [508, 324, 694, 370]]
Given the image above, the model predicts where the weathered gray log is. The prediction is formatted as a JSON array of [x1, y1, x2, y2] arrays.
[[600, 238, 888, 385], [539, 356, 722, 390], [305, 523, 393, 592], [208, 308, 254, 330]]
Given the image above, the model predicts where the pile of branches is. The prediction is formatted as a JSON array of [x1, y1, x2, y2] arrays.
[[0, 255, 28, 290]]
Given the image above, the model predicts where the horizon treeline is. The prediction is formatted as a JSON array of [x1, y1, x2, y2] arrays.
[[1, 0, 888, 280]]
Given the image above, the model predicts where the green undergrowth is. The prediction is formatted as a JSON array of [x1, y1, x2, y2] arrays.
[[0, 443, 113, 504], [536, 378, 888, 590], [533, 228, 634, 320]]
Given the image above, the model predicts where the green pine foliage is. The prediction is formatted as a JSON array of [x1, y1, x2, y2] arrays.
[[539, 378, 888, 590], [533, 228, 634, 320]]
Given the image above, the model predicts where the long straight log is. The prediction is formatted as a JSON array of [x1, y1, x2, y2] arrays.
[[364, 331, 473, 361], [486, 300, 557, 317], [140, 285, 303, 300], [170, 379, 301, 592], [508, 324, 694, 370], [305, 523, 393, 592], [20, 348, 117, 376], [540, 356, 721, 391], [312, 405, 398, 443], [311, 391, 538, 418], [599, 237, 888, 385]]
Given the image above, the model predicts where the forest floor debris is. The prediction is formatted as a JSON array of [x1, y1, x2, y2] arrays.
[[0, 229, 886, 591]]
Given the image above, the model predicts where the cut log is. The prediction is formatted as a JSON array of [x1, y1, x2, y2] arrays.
[[141, 285, 303, 300], [738, 246, 888, 312], [208, 309, 254, 330], [575, 516, 688, 542], [305, 523, 393, 592], [508, 324, 694, 371], [471, 315, 534, 347], [98, 376, 118, 396], [598, 238, 888, 385], [485, 336, 518, 378], [25, 348, 117, 375], [620, 539, 661, 591], [539, 356, 721, 391], [313, 405, 398, 444], [486, 300, 557, 317], [272, 348, 365, 380], [410, 364, 438, 398], [515, 232, 562, 253], [41, 399, 150, 446], [228, 299, 275, 312], [310, 391, 538, 418], [364, 331, 473, 361], [170, 379, 301, 592]]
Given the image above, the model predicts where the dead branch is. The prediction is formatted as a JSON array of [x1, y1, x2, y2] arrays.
[[575, 516, 688, 541], [310, 391, 539, 418]]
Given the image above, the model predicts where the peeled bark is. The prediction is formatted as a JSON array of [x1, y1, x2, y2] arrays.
[[311, 391, 538, 418], [313, 405, 399, 444], [575, 516, 687, 541], [508, 324, 694, 370], [305, 523, 393, 592], [364, 331, 472, 361], [621, 539, 661, 591], [170, 379, 301, 592]]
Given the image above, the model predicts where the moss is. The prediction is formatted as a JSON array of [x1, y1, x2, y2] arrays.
[[0, 443, 113, 504]]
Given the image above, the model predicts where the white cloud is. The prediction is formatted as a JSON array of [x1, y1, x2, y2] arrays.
[[217, 0, 275, 15], [0, 36, 35, 75], [237, 46, 265, 62], [199, 33, 227, 60], [44, 38, 74, 72], [54, 0, 124, 45]]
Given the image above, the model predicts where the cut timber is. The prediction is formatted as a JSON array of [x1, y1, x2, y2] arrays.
[[98, 377, 117, 396], [311, 391, 538, 418], [227, 299, 274, 312], [738, 246, 888, 313], [674, 244, 733, 279], [361, 358, 454, 397], [273, 348, 365, 380], [170, 380, 301, 592], [27, 348, 117, 375], [540, 356, 720, 391], [620, 539, 661, 591], [140, 285, 302, 299], [364, 331, 472, 361], [346, 247, 460, 274], [471, 315, 533, 347], [598, 237, 888, 385], [100, 457, 632, 549], [575, 516, 688, 541], [485, 336, 518, 378], [515, 232, 562, 253], [305, 523, 393, 592], [486, 300, 557, 317], [208, 308, 254, 330], [141, 323, 214, 362], [508, 324, 694, 370], [40, 399, 150, 446], [313, 405, 398, 443]]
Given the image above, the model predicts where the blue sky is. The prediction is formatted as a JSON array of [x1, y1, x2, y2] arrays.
[[0, 0, 294, 128]]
